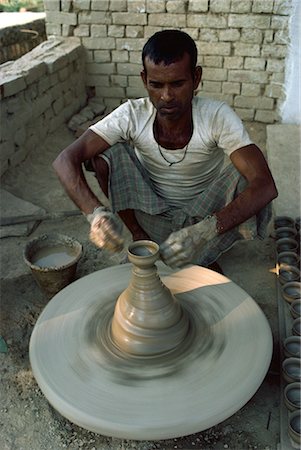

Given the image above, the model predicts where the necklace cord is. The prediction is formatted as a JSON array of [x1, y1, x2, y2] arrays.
[[157, 143, 189, 166]]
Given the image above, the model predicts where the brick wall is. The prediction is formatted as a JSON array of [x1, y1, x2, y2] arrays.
[[0, 17, 47, 64], [0, 37, 86, 176], [44, 0, 292, 123]]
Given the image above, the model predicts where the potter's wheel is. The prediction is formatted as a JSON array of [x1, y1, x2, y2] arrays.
[[30, 254, 272, 440]]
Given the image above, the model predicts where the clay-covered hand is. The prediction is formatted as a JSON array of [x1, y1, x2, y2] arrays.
[[160, 215, 218, 268], [87, 206, 124, 252]]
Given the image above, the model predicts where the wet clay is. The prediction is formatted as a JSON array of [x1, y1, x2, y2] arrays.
[[29, 243, 273, 440], [32, 245, 77, 268]]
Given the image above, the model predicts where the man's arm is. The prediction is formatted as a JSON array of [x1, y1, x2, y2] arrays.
[[52, 129, 110, 215], [214, 144, 278, 233]]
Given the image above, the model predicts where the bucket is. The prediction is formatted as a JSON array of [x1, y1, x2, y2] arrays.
[[24, 233, 83, 298]]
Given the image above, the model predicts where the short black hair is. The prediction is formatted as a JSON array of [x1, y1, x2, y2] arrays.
[[142, 29, 198, 74]]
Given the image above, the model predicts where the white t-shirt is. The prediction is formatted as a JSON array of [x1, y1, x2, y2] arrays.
[[90, 96, 252, 208]]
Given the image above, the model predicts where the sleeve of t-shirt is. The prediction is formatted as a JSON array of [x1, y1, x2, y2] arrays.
[[89, 101, 132, 146], [212, 103, 253, 156]]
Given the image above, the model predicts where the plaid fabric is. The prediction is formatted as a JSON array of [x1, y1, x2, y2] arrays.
[[87, 143, 272, 266]]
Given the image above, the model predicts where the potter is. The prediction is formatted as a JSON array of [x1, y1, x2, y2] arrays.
[[53, 29, 277, 273]]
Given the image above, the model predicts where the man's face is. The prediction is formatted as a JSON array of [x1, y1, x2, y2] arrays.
[[141, 53, 202, 121]]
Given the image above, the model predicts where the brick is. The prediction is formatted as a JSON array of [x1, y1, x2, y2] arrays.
[[234, 107, 254, 121], [112, 50, 129, 62], [241, 83, 260, 96], [82, 37, 116, 49], [129, 51, 142, 64], [128, 1, 146, 13], [202, 67, 227, 81], [62, 24, 75, 36], [91, 25, 107, 36], [86, 74, 110, 86], [108, 25, 125, 37], [228, 70, 268, 83], [252, 0, 273, 13], [52, 97, 65, 115], [113, 12, 147, 25], [116, 38, 146, 51], [271, 72, 285, 83], [234, 95, 274, 110], [188, 0, 208, 12], [1, 75, 26, 99], [58, 66, 70, 81], [230, 0, 251, 13], [273, 0, 292, 15], [110, 0, 127, 11], [203, 56, 223, 67], [265, 83, 284, 99], [274, 29, 289, 45], [96, 86, 125, 97], [228, 14, 270, 29], [146, 0, 166, 13], [128, 75, 144, 87], [79, 11, 112, 24], [254, 110, 276, 123], [266, 59, 285, 72], [126, 86, 146, 98], [74, 0, 91, 9], [219, 29, 240, 42], [111, 74, 127, 87], [235, 43, 261, 57], [87, 62, 112, 74], [222, 82, 240, 94], [144, 26, 163, 38], [271, 15, 289, 29], [182, 28, 199, 40], [264, 30, 274, 43], [61, 0, 72, 12], [261, 44, 287, 58], [92, 0, 109, 9], [196, 42, 231, 56], [149, 13, 186, 27], [46, 11, 77, 25], [188, 14, 227, 28], [244, 57, 266, 71], [210, 0, 231, 13], [223, 56, 243, 69], [46, 23, 62, 35], [199, 28, 218, 42], [166, 1, 186, 13], [117, 62, 141, 75], [126, 26, 144, 38], [202, 81, 222, 93], [241, 29, 263, 44], [44, 0, 60, 10], [197, 92, 234, 105], [74, 25, 90, 36]]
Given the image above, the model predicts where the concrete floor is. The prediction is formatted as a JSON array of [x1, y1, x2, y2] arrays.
[[0, 122, 284, 449]]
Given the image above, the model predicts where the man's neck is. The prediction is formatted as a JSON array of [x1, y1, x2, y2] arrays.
[[154, 110, 193, 150]]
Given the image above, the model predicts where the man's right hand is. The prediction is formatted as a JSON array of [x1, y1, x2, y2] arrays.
[[87, 207, 124, 252]]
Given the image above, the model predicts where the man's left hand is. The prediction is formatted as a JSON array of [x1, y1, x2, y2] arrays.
[[160, 215, 218, 268]]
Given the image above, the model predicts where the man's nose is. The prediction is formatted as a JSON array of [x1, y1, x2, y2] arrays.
[[161, 86, 174, 102]]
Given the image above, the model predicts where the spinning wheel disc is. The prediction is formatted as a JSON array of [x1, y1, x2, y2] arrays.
[[29, 263, 272, 440]]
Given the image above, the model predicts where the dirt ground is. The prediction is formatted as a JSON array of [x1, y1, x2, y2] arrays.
[[0, 122, 282, 449]]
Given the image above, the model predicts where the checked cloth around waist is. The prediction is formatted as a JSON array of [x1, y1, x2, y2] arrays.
[[86, 143, 272, 266]]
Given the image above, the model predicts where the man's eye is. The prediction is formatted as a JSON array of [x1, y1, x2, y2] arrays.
[[149, 82, 162, 88]]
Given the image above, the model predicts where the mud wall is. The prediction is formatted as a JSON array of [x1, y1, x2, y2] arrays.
[[44, 0, 292, 123], [0, 37, 86, 176]]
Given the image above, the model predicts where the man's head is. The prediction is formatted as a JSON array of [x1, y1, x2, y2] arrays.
[[141, 30, 201, 121], [142, 29, 198, 75]]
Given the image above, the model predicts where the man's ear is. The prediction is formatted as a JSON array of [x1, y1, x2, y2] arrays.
[[193, 66, 202, 90], [141, 70, 147, 87]]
